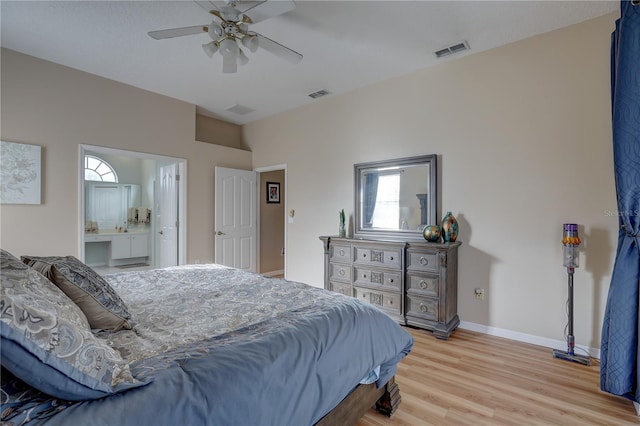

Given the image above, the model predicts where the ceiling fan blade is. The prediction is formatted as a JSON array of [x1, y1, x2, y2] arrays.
[[148, 25, 206, 40], [241, 0, 296, 24], [255, 33, 302, 64], [193, 1, 226, 12]]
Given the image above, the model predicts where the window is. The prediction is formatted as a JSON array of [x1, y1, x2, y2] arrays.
[[371, 172, 400, 229], [84, 155, 118, 182]]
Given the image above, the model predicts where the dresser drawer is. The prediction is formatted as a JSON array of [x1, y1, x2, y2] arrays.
[[406, 273, 439, 297], [329, 244, 352, 263], [329, 262, 351, 283], [353, 286, 401, 316], [330, 281, 352, 297], [354, 246, 402, 269], [406, 251, 439, 273], [353, 267, 401, 291], [405, 294, 438, 321]]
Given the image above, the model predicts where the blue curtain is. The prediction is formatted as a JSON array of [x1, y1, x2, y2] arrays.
[[363, 173, 379, 228], [600, 0, 640, 403]]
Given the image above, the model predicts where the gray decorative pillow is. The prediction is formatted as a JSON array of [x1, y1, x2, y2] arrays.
[[1, 249, 145, 400], [21, 255, 132, 331]]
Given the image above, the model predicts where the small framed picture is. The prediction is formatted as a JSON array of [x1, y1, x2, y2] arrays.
[[266, 182, 280, 204]]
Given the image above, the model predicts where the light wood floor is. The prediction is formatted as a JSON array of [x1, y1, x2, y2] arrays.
[[358, 327, 639, 426]]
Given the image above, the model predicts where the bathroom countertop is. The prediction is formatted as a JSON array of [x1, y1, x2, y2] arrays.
[[85, 229, 150, 237]]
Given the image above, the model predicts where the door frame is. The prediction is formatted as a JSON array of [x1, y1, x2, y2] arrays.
[[78, 144, 187, 266], [254, 164, 287, 279]]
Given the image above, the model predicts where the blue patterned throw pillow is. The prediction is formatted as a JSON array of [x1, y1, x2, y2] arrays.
[[21, 255, 132, 330], [1, 249, 146, 400]]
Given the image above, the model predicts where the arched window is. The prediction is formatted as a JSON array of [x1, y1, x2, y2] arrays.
[[84, 155, 118, 182]]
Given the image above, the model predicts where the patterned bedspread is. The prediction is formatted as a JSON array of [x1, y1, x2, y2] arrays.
[[98, 264, 351, 368], [2, 264, 413, 425]]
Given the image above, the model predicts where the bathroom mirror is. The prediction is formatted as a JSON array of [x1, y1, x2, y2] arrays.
[[354, 154, 436, 240], [85, 182, 141, 231]]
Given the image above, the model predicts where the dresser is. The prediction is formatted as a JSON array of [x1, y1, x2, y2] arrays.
[[320, 236, 461, 339]]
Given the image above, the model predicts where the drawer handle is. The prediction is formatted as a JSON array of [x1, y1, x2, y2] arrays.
[[420, 280, 428, 289], [388, 278, 394, 283], [338, 249, 345, 256], [339, 269, 345, 276], [388, 299, 393, 305], [389, 256, 394, 261], [363, 274, 367, 278], [363, 253, 367, 258], [419, 303, 428, 313], [419, 256, 428, 266]]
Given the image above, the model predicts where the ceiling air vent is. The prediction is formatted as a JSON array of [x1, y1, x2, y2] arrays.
[[434, 40, 470, 58], [308, 89, 331, 99], [224, 104, 255, 115]]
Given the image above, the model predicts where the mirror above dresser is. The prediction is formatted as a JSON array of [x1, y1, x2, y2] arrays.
[[354, 154, 436, 241]]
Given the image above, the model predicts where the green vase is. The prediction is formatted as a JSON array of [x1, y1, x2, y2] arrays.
[[441, 211, 458, 243]]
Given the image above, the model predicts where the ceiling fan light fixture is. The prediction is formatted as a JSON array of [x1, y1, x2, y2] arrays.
[[219, 37, 239, 57], [237, 49, 250, 66], [202, 41, 219, 58], [242, 34, 259, 53], [208, 22, 223, 40]]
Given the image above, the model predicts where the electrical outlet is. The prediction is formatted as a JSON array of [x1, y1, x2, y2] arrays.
[[474, 288, 485, 300]]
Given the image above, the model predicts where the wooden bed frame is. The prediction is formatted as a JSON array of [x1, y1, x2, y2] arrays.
[[315, 376, 401, 425]]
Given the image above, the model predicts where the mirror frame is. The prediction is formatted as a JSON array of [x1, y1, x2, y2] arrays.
[[354, 154, 437, 241]]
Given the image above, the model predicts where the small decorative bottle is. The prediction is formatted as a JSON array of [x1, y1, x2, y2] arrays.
[[441, 211, 458, 243]]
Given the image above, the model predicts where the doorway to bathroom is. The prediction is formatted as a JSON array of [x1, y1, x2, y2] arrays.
[[78, 144, 186, 272]]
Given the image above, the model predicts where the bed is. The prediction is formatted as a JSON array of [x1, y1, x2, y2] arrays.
[[0, 249, 413, 425]]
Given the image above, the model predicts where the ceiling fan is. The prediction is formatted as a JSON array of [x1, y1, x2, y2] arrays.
[[148, 0, 303, 73]]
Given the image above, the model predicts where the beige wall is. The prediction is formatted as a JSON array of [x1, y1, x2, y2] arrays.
[[195, 113, 246, 150], [259, 170, 285, 274], [244, 14, 618, 349], [1, 48, 252, 264]]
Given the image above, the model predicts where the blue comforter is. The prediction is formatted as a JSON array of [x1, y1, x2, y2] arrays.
[[2, 265, 413, 425]]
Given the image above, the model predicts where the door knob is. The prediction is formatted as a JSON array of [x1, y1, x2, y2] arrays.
[[158, 230, 164, 235], [216, 231, 226, 236]]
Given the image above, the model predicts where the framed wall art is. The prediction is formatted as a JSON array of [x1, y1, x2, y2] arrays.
[[0, 141, 42, 204], [266, 182, 280, 204]]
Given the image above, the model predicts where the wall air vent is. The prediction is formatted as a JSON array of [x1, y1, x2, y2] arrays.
[[308, 89, 331, 99], [224, 104, 255, 115], [434, 40, 470, 58]]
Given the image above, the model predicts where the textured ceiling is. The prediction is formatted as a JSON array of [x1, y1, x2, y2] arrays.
[[1, 1, 618, 124]]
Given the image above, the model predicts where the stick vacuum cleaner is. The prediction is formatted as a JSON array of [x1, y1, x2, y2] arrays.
[[552, 223, 590, 365]]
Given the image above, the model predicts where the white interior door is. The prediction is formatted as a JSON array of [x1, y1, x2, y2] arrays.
[[215, 167, 257, 271], [158, 163, 178, 268]]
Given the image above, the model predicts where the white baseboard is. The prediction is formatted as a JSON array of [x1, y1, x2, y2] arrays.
[[634, 402, 640, 416], [459, 321, 601, 360], [262, 269, 284, 277]]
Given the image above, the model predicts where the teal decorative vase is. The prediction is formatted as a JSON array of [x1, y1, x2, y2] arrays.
[[339, 223, 346, 238], [339, 209, 346, 238], [423, 225, 442, 242], [441, 211, 458, 243]]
